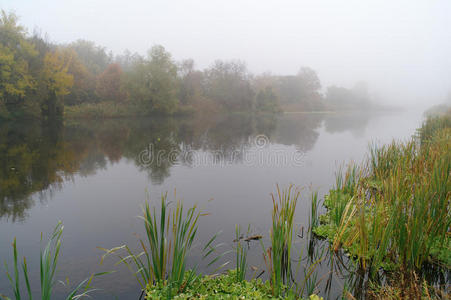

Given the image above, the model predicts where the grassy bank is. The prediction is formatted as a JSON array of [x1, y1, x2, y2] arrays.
[[314, 110, 451, 296], [64, 102, 197, 119]]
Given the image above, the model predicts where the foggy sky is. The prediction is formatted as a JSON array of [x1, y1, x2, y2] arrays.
[[2, 0, 451, 106]]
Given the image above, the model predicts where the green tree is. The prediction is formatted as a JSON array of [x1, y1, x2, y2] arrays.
[[68, 39, 110, 75], [40, 49, 74, 118], [125, 45, 179, 114], [60, 47, 97, 105], [0, 10, 37, 118]]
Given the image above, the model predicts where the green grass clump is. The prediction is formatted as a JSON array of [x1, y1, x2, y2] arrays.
[[100, 192, 217, 298], [314, 112, 451, 276], [263, 185, 299, 297], [417, 110, 451, 144], [308, 192, 319, 232]]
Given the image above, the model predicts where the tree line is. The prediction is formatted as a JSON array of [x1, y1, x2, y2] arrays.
[[0, 10, 372, 120]]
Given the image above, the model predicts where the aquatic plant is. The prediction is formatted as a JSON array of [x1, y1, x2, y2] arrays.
[[1, 222, 106, 300], [262, 184, 299, 297], [146, 269, 273, 299], [100, 192, 220, 298], [308, 191, 319, 233], [234, 225, 248, 282], [315, 111, 451, 286], [417, 111, 451, 144]]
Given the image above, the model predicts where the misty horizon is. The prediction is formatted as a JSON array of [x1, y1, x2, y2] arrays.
[[3, 0, 451, 107]]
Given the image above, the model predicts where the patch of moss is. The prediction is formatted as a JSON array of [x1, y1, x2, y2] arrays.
[[145, 270, 323, 299]]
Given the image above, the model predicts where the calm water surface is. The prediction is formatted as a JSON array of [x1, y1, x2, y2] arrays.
[[0, 111, 424, 299]]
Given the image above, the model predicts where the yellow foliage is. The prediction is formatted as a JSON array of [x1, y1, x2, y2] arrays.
[[42, 49, 74, 96]]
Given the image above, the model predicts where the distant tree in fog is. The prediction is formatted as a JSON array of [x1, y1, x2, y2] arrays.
[[256, 86, 280, 112], [178, 59, 204, 106], [325, 82, 371, 110], [275, 67, 323, 111], [68, 39, 110, 75], [203, 60, 255, 111], [125, 45, 179, 114], [96, 63, 125, 102]]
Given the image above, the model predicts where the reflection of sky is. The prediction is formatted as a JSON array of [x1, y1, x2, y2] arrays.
[[0, 111, 423, 299]]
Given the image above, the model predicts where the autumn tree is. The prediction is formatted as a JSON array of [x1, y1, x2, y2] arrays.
[[40, 49, 74, 118], [0, 10, 37, 118], [58, 47, 97, 105], [96, 63, 125, 102]]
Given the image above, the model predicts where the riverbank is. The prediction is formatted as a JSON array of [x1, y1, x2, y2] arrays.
[[313, 109, 451, 298], [63, 102, 401, 120], [63, 102, 198, 119]]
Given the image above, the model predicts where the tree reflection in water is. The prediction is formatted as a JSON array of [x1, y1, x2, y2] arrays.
[[0, 112, 375, 222]]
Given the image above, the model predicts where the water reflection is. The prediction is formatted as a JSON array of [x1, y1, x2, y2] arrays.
[[0, 112, 376, 222], [274, 113, 323, 152], [323, 112, 372, 137], [0, 120, 74, 221]]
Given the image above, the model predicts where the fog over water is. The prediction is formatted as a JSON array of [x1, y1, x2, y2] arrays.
[[3, 0, 451, 107], [1, 2, 451, 298]]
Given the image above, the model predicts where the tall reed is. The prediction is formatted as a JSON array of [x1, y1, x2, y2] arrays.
[[234, 225, 248, 282], [1, 222, 105, 300], [100, 192, 215, 296], [319, 112, 451, 279], [309, 191, 319, 233], [265, 184, 299, 297]]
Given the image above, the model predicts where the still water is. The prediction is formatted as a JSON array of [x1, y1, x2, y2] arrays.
[[0, 111, 423, 299]]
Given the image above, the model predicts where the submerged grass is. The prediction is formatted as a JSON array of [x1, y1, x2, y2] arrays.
[[314, 111, 451, 295]]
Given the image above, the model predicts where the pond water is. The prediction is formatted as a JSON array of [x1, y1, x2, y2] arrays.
[[0, 110, 424, 299]]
